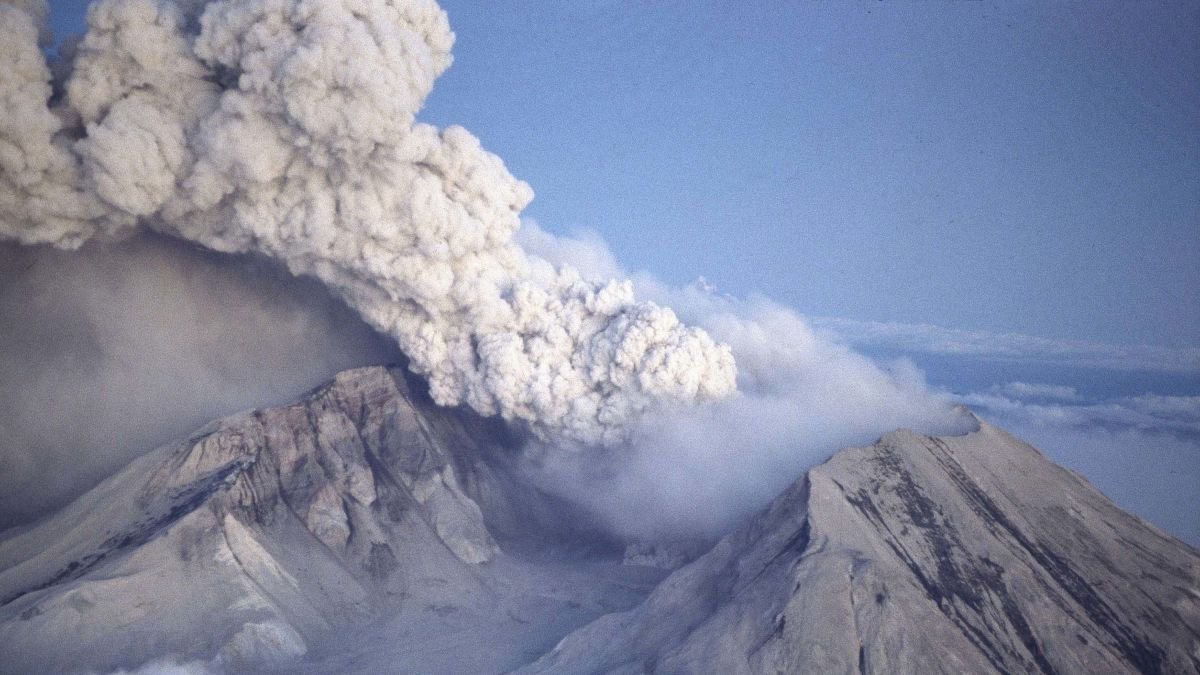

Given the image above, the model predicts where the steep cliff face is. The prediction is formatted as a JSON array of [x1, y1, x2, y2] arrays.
[[0, 366, 647, 673], [525, 421, 1200, 675]]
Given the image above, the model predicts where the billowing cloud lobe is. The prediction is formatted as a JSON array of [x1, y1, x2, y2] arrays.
[[0, 0, 735, 446]]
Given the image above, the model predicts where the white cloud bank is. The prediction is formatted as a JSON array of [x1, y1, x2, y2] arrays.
[[961, 384, 1200, 437], [989, 381, 1083, 402], [813, 316, 1200, 374]]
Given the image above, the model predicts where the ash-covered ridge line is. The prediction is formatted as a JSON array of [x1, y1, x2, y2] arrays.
[[0, 365, 650, 673], [522, 420, 1200, 675], [0, 456, 252, 608]]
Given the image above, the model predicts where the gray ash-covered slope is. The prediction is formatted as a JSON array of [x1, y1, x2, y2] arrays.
[[0, 366, 651, 674], [2, 366, 1198, 674], [526, 420, 1200, 674]]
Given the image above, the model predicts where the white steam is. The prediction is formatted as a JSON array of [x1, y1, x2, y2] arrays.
[[518, 224, 974, 539], [0, 0, 735, 445]]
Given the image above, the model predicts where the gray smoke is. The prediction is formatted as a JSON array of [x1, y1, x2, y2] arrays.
[[517, 223, 973, 539], [0, 234, 401, 528], [0, 0, 736, 447]]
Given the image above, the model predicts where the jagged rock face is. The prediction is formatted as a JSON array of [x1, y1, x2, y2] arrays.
[[0, 366, 639, 673], [156, 365, 505, 568], [525, 421, 1200, 675]]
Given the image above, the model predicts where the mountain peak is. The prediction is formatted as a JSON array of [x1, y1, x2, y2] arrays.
[[1, 367, 1197, 673], [526, 420, 1200, 674], [0, 365, 624, 673]]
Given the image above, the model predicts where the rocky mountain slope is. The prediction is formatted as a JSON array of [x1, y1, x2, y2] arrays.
[[0, 366, 656, 673], [525, 421, 1200, 674], [1, 366, 1197, 673]]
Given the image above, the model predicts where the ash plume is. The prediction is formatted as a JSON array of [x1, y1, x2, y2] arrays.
[[517, 224, 974, 539], [0, 0, 735, 446], [0, 234, 401, 528]]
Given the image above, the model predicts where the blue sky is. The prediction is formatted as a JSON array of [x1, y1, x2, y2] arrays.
[[417, 0, 1199, 349], [47, 1, 1199, 348], [42, 1, 1198, 543]]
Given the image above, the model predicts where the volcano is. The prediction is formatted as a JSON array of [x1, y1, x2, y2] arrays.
[[0, 366, 1195, 674]]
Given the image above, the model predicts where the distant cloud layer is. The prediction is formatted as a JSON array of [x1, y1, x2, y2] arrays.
[[961, 383, 1200, 438], [989, 381, 1082, 402], [812, 317, 1200, 374]]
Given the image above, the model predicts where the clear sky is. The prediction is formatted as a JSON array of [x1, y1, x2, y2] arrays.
[[47, 0, 1199, 348]]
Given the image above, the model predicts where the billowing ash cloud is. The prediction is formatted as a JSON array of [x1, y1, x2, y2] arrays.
[[0, 0, 735, 445], [812, 316, 1200, 375], [517, 223, 974, 539]]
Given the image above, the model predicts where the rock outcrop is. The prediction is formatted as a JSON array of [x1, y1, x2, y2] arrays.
[[525, 420, 1200, 674]]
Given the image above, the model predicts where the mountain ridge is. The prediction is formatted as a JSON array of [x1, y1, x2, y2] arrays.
[[0, 366, 647, 673], [0, 366, 1196, 673], [524, 420, 1200, 674]]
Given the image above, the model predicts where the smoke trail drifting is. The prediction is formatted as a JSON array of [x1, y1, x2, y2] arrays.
[[517, 223, 974, 539], [0, 0, 735, 445], [0, 234, 402, 528]]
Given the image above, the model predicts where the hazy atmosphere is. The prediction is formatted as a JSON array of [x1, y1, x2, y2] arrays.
[[4, 0, 1196, 550]]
